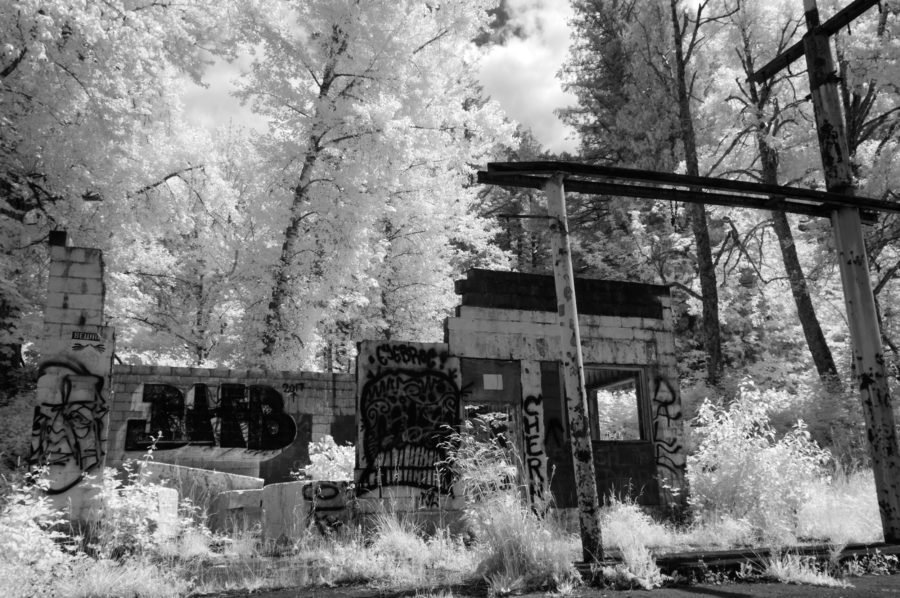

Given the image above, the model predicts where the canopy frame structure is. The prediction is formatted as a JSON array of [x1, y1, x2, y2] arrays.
[[475, 159, 900, 560], [477, 161, 898, 222], [476, 0, 900, 562]]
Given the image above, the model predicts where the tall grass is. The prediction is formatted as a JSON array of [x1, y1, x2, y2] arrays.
[[1, 383, 889, 597], [444, 415, 580, 595], [765, 552, 851, 588], [796, 467, 882, 544]]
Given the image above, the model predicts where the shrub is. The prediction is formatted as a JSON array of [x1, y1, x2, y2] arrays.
[[687, 382, 831, 542], [0, 470, 76, 597], [85, 460, 167, 559], [296, 435, 355, 481]]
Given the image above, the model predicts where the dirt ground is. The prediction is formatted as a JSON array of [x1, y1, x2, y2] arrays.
[[211, 572, 900, 598]]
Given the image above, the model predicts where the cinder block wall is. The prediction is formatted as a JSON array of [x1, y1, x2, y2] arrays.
[[44, 243, 106, 333], [107, 366, 355, 482], [32, 235, 117, 517], [445, 269, 685, 510]]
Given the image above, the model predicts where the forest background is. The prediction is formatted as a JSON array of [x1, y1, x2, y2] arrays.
[[3, 0, 900, 464]]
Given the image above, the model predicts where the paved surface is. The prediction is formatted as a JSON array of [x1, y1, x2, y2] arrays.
[[206, 573, 900, 598]]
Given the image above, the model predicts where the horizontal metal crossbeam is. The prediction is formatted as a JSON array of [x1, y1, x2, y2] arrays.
[[478, 161, 900, 221]]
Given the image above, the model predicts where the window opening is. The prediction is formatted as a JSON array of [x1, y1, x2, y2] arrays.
[[584, 368, 645, 441]]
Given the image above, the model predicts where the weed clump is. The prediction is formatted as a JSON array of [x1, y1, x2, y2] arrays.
[[765, 552, 851, 588], [444, 415, 580, 595]]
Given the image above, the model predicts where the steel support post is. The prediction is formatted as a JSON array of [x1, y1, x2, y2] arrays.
[[803, 0, 900, 541], [545, 174, 604, 562]]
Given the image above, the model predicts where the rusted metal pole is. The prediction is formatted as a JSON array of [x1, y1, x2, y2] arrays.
[[803, 0, 900, 541], [545, 174, 603, 562]]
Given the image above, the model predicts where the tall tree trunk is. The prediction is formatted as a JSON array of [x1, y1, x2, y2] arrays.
[[738, 20, 841, 387], [765, 156, 840, 384], [260, 147, 322, 359], [670, 0, 723, 386], [260, 29, 346, 360]]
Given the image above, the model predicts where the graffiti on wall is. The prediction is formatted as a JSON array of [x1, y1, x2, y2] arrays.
[[357, 341, 461, 493], [259, 413, 312, 484], [126, 383, 297, 451], [31, 361, 107, 493], [301, 480, 350, 533], [650, 375, 685, 499], [522, 395, 548, 505], [31, 326, 114, 493]]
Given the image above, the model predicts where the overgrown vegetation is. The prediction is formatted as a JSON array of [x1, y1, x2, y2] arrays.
[[445, 415, 580, 595], [293, 435, 355, 481], [0, 394, 894, 597]]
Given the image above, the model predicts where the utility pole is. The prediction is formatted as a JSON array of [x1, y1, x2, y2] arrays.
[[545, 174, 604, 562], [753, 0, 900, 541]]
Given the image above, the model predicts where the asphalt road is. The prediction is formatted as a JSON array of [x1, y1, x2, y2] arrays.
[[206, 573, 900, 598]]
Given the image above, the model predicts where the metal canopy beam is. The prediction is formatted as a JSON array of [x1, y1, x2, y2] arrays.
[[478, 160, 900, 220]]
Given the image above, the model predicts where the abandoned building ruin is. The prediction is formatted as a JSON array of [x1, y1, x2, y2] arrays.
[[30, 233, 685, 535]]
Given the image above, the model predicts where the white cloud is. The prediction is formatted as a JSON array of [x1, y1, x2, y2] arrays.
[[182, 54, 267, 132], [477, 0, 578, 153]]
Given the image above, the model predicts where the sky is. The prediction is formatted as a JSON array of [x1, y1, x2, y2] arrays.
[[182, 0, 579, 154], [478, 0, 578, 153]]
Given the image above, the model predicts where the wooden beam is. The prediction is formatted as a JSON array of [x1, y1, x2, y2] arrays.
[[750, 0, 880, 82]]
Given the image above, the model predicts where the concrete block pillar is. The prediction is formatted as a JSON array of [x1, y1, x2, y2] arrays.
[[30, 232, 116, 517]]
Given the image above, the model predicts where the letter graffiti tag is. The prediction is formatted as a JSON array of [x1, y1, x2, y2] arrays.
[[522, 395, 548, 505], [650, 376, 685, 476], [30, 360, 107, 493]]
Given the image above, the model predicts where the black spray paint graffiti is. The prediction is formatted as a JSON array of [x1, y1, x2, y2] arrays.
[[650, 376, 685, 475], [374, 343, 449, 369], [302, 480, 350, 533], [31, 360, 107, 494], [522, 396, 548, 505], [358, 342, 461, 493], [126, 383, 296, 451], [359, 369, 460, 491]]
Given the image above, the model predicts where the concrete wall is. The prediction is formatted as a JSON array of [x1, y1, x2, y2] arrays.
[[108, 367, 355, 484], [31, 234, 116, 517], [445, 269, 685, 509], [209, 480, 354, 541], [355, 340, 464, 513]]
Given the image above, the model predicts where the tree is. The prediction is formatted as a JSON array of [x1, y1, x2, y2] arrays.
[[720, 0, 840, 385], [561, 0, 729, 385], [105, 128, 260, 366], [560, 0, 680, 167], [0, 0, 237, 376], [239, 0, 513, 368]]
